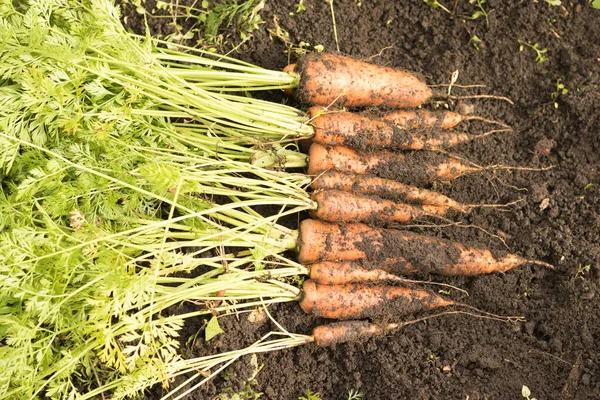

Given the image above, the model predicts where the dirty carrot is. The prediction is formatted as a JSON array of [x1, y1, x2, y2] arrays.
[[296, 219, 554, 275], [310, 189, 449, 224], [308, 260, 403, 285], [308, 107, 510, 150], [307, 143, 482, 185], [308, 261, 470, 298], [299, 279, 454, 319], [310, 308, 524, 346], [285, 53, 433, 108], [381, 109, 510, 130], [311, 320, 389, 346], [311, 171, 485, 213]]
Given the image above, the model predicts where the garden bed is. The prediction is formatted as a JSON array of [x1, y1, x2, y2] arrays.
[[121, 1, 600, 398]]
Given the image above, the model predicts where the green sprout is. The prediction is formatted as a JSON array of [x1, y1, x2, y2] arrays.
[[518, 40, 549, 63], [424, 0, 451, 13], [469, 0, 490, 25], [471, 34, 483, 51], [551, 78, 569, 108], [521, 385, 538, 400]]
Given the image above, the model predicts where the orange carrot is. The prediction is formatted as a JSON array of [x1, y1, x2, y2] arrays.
[[311, 320, 388, 346], [297, 219, 554, 275], [310, 189, 449, 224], [311, 311, 524, 346], [287, 53, 433, 108], [308, 107, 508, 150], [307, 143, 481, 185], [297, 219, 380, 265], [309, 260, 403, 285], [299, 279, 454, 319], [311, 171, 471, 212], [382, 109, 510, 130]]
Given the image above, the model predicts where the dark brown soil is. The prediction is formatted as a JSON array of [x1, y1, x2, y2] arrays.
[[119, 0, 600, 399]]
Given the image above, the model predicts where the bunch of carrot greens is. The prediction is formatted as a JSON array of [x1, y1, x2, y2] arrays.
[[0, 0, 322, 398]]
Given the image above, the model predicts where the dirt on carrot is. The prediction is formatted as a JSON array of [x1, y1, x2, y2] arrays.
[[291, 53, 433, 108], [300, 279, 454, 320], [310, 189, 451, 225], [309, 108, 488, 151], [308, 143, 481, 186], [310, 171, 471, 212]]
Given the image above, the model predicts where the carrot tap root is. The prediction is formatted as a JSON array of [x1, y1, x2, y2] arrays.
[[299, 279, 455, 320], [464, 115, 512, 129], [308, 144, 489, 184], [310, 171, 471, 213], [310, 310, 525, 347], [308, 260, 470, 295], [297, 220, 550, 276], [311, 320, 391, 347], [433, 91, 515, 105], [310, 189, 451, 225], [291, 53, 433, 108]]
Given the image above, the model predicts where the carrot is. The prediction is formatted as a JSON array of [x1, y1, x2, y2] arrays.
[[309, 260, 403, 285], [310, 189, 449, 224], [307, 143, 482, 185], [311, 320, 388, 346], [308, 261, 471, 298], [297, 219, 554, 275], [311, 171, 472, 212], [308, 107, 509, 150], [381, 109, 510, 130], [286, 53, 433, 108], [310, 310, 525, 346], [299, 279, 454, 319]]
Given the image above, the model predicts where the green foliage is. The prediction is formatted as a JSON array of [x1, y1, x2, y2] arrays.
[[299, 390, 323, 400], [518, 40, 549, 63], [521, 385, 538, 400], [205, 315, 225, 341], [0, 1, 310, 398], [203, 0, 265, 44], [423, 0, 451, 13], [551, 78, 568, 108], [471, 34, 482, 51], [469, 0, 490, 25], [575, 264, 591, 280], [347, 389, 365, 400], [217, 354, 264, 400], [593, 0, 600, 9], [295, 0, 307, 13]]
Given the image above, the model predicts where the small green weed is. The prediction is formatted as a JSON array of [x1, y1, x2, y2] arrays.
[[424, 0, 451, 13], [593, 0, 600, 9], [268, 19, 324, 59], [347, 389, 365, 400], [551, 78, 568, 108], [471, 34, 482, 51], [469, 0, 490, 25], [518, 40, 548, 63], [294, 0, 307, 13], [299, 390, 323, 400], [217, 354, 264, 400], [521, 385, 538, 400], [575, 264, 591, 280]]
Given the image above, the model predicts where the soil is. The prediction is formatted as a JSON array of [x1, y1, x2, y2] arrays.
[[119, 1, 600, 399]]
